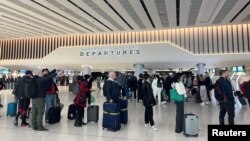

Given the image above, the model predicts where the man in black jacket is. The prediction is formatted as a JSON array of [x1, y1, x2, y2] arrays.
[[142, 73, 158, 131], [32, 69, 61, 131], [215, 70, 235, 125], [13, 70, 33, 127]]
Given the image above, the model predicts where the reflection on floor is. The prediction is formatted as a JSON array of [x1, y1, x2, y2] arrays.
[[0, 86, 249, 141]]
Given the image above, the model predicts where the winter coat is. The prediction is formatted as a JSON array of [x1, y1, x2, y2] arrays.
[[142, 80, 156, 107], [74, 80, 90, 108]]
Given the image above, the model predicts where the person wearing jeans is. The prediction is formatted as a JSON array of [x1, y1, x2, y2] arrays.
[[142, 73, 158, 131], [45, 80, 58, 122]]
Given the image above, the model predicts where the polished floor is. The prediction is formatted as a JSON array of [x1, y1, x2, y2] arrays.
[[0, 84, 249, 141]]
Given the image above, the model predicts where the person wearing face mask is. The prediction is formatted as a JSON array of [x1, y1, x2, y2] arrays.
[[32, 68, 62, 131], [214, 70, 235, 125]]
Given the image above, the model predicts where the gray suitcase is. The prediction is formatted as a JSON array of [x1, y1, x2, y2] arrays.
[[183, 113, 199, 137], [87, 105, 99, 123]]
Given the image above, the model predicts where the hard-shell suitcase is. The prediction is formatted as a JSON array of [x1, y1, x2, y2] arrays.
[[184, 113, 199, 137], [7, 102, 17, 117], [119, 100, 128, 125], [102, 102, 121, 131], [87, 105, 99, 123], [67, 104, 77, 120], [48, 107, 61, 124]]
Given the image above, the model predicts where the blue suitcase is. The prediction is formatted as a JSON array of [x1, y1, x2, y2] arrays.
[[7, 102, 17, 117], [102, 102, 121, 131], [119, 100, 128, 125]]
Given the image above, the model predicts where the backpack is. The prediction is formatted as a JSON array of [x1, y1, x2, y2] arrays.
[[157, 80, 162, 88], [24, 76, 38, 98], [214, 80, 224, 101]]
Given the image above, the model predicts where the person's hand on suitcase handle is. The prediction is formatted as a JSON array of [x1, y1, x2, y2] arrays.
[[109, 99, 113, 103]]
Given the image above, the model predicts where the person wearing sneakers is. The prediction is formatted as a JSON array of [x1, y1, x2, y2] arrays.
[[142, 73, 158, 131], [171, 74, 187, 133], [13, 70, 33, 127]]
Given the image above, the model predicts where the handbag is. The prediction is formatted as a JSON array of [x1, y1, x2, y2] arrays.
[[170, 89, 184, 102]]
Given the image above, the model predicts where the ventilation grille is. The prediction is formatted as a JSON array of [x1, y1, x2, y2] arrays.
[[155, 0, 169, 27], [118, 0, 145, 29], [187, 0, 202, 26], [213, 0, 237, 24], [83, 0, 124, 30], [242, 14, 250, 22], [7, 0, 84, 33], [0, 3, 68, 34], [46, 0, 104, 32]]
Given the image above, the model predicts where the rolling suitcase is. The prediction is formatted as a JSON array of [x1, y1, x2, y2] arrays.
[[184, 113, 199, 137], [119, 100, 128, 125], [102, 102, 121, 131], [238, 97, 247, 106], [7, 102, 17, 117], [48, 107, 61, 124], [87, 105, 99, 123], [67, 104, 77, 120]]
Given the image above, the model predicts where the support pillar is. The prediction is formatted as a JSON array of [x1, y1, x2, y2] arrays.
[[134, 64, 144, 78], [82, 65, 92, 76], [196, 63, 206, 75]]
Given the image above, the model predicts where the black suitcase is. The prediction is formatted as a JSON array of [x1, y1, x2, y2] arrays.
[[67, 104, 77, 120], [239, 97, 247, 106], [87, 105, 99, 123], [48, 107, 61, 124]]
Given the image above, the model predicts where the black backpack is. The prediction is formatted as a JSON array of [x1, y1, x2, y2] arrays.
[[214, 80, 224, 101], [24, 76, 38, 98]]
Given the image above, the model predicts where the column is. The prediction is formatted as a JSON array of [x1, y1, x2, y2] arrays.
[[134, 63, 144, 78], [82, 65, 92, 76], [197, 63, 206, 75]]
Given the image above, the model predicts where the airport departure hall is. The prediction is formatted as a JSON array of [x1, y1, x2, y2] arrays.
[[0, 0, 250, 141]]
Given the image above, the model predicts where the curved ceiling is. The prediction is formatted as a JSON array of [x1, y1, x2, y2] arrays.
[[0, 0, 249, 39]]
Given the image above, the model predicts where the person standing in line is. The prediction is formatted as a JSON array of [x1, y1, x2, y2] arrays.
[[215, 70, 235, 125], [45, 75, 59, 123], [165, 74, 173, 102], [137, 73, 144, 103], [198, 74, 209, 105], [32, 69, 61, 131], [151, 74, 163, 105], [142, 73, 158, 131], [13, 70, 33, 127], [103, 71, 120, 103], [171, 74, 186, 133], [74, 75, 92, 127]]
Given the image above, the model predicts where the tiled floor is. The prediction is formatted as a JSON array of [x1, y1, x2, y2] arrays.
[[0, 85, 249, 141]]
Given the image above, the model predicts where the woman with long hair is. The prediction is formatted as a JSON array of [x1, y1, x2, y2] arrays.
[[171, 74, 186, 133]]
